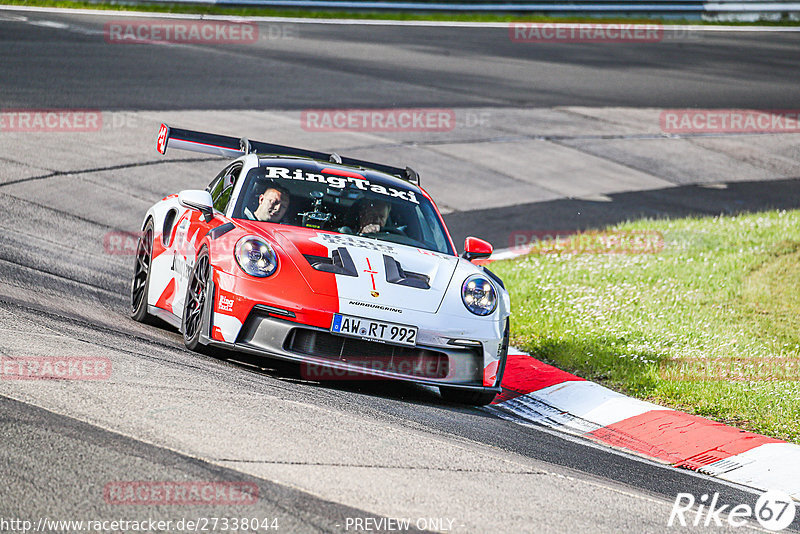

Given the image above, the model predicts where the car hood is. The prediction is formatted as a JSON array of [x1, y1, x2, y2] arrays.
[[265, 225, 461, 314]]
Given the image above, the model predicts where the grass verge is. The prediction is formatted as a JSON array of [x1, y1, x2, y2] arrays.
[[2, 0, 800, 25], [490, 210, 800, 443]]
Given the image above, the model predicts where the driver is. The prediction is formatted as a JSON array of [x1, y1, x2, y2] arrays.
[[357, 199, 390, 234], [252, 185, 290, 223]]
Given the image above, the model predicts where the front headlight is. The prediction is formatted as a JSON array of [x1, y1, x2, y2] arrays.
[[234, 236, 278, 278], [461, 274, 497, 316]]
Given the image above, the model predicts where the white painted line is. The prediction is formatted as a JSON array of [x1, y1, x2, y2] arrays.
[[3, 4, 800, 31], [27, 20, 69, 29], [0, 12, 28, 21]]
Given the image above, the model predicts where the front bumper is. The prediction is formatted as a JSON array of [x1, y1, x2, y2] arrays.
[[201, 267, 506, 392], [203, 305, 502, 393]]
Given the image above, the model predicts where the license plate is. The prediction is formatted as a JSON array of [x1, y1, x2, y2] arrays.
[[330, 314, 417, 347]]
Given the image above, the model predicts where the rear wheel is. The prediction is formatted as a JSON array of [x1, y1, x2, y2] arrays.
[[182, 248, 211, 353], [130, 220, 155, 323]]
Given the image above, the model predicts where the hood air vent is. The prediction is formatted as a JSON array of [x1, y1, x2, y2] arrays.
[[304, 247, 358, 277]]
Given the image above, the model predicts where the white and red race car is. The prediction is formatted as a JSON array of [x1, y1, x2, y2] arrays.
[[131, 125, 510, 405]]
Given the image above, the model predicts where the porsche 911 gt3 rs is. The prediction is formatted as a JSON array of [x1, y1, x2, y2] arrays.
[[131, 124, 510, 405]]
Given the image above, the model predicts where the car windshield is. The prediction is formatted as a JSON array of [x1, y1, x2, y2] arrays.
[[231, 164, 454, 255]]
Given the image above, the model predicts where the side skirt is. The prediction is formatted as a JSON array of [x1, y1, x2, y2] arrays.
[[147, 305, 181, 329]]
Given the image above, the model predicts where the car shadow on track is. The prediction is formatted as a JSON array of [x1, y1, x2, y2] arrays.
[[444, 177, 800, 249], [206, 345, 498, 411], [131, 301, 496, 411]]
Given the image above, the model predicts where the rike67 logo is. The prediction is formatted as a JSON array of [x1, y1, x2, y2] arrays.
[[669, 490, 796, 531]]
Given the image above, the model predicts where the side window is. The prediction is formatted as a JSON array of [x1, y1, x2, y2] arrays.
[[209, 163, 242, 214], [416, 206, 447, 253]]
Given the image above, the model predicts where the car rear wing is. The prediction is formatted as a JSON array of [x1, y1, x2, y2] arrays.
[[156, 123, 420, 185]]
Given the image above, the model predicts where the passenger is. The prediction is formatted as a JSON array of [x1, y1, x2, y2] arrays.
[[357, 199, 390, 234], [251, 185, 290, 223]]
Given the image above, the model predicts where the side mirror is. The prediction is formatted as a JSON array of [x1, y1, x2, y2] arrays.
[[178, 190, 214, 222], [462, 236, 493, 262]]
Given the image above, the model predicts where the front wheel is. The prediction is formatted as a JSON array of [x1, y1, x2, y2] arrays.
[[440, 319, 509, 406], [439, 387, 497, 406], [182, 248, 211, 353]]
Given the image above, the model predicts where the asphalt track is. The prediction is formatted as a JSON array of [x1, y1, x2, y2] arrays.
[[2, 8, 800, 533], [2, 11, 800, 110]]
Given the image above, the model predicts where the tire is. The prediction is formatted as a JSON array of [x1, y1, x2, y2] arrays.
[[496, 317, 510, 382], [439, 319, 510, 406], [182, 247, 211, 353], [130, 219, 155, 323], [439, 387, 497, 406]]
